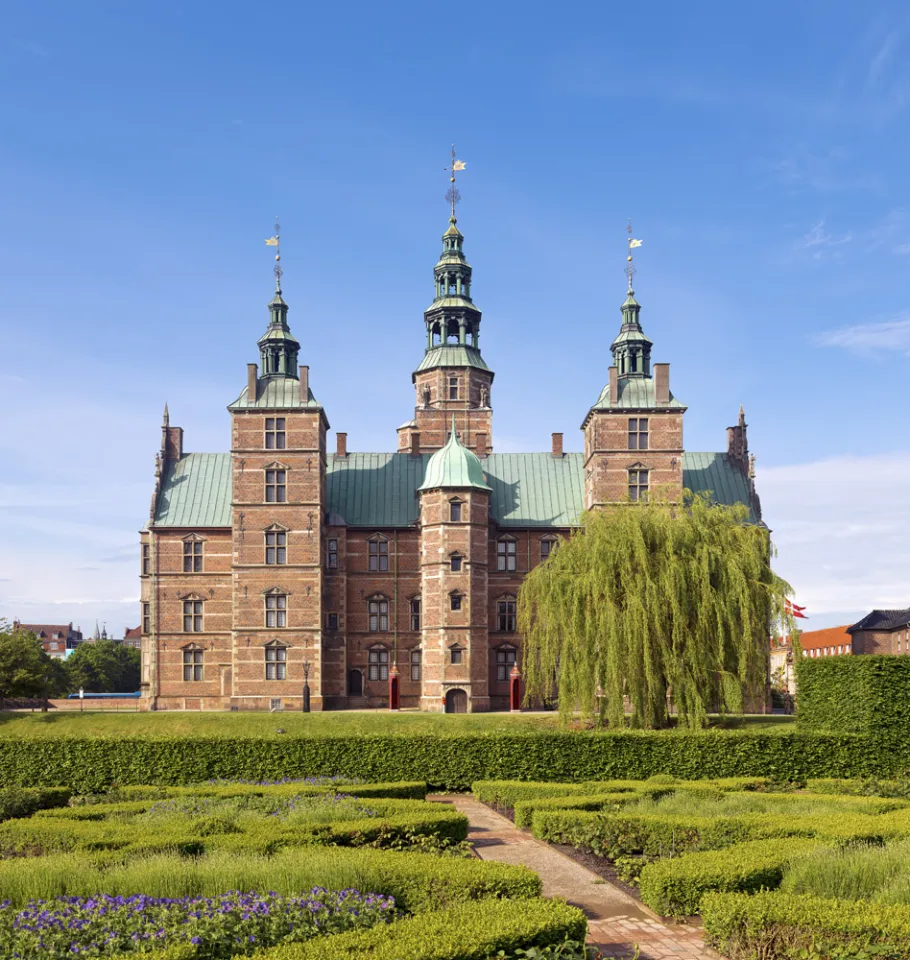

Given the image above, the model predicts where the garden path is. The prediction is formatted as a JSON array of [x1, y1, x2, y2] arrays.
[[430, 795, 719, 960]]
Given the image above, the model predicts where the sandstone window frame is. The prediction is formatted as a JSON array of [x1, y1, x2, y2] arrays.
[[450, 590, 464, 612], [368, 535, 390, 572], [449, 498, 464, 522], [264, 524, 288, 565], [264, 589, 287, 628], [627, 464, 649, 502], [142, 602, 150, 634], [450, 552, 464, 572], [409, 647, 422, 682], [449, 644, 464, 665], [496, 536, 517, 572], [495, 643, 517, 681], [265, 417, 287, 451], [409, 597, 421, 631], [264, 640, 288, 680], [368, 595, 390, 632], [182, 596, 204, 632], [448, 376, 459, 400], [182, 643, 204, 681], [368, 644, 389, 681], [182, 534, 205, 573], [142, 543, 150, 575], [326, 538, 338, 570], [497, 595, 517, 633], [264, 463, 288, 503], [628, 417, 649, 451]]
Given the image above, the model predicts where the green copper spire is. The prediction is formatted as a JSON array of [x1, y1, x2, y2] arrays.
[[257, 218, 300, 379], [611, 223, 652, 379], [419, 416, 491, 492]]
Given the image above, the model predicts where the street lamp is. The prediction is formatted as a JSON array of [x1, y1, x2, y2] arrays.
[[302, 661, 311, 713]]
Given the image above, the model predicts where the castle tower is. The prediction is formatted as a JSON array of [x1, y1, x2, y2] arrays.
[[398, 160, 494, 457], [226, 230, 330, 709], [582, 232, 686, 508], [417, 419, 492, 712]]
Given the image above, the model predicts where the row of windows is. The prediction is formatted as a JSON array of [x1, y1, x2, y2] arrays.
[[167, 596, 519, 635], [145, 534, 561, 574], [179, 642, 518, 684]]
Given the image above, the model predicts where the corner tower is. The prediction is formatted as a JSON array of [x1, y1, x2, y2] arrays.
[[227, 227, 329, 710], [582, 230, 686, 508], [399, 150, 494, 457]]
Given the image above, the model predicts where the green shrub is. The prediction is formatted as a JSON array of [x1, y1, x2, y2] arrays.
[[797, 656, 910, 734], [248, 897, 587, 960], [0, 847, 539, 913], [702, 890, 910, 958], [638, 837, 824, 917], [0, 786, 70, 821], [512, 793, 632, 830], [109, 780, 427, 802], [0, 732, 904, 792]]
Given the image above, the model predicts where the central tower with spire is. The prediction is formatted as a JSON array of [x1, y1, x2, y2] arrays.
[[397, 147, 494, 457]]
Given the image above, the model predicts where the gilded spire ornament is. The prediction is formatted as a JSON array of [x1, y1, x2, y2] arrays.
[[265, 217, 282, 293], [445, 144, 467, 220], [626, 218, 643, 292]]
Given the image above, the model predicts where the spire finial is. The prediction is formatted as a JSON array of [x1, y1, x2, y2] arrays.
[[162, 402, 169, 426], [265, 217, 282, 293], [626, 219, 642, 293], [445, 144, 466, 221], [450, 413, 458, 443]]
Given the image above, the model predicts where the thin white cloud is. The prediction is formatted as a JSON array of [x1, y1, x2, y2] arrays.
[[868, 32, 899, 87], [816, 312, 910, 355], [801, 220, 852, 257]]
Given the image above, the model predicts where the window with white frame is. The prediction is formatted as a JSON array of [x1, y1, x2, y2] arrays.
[[368, 645, 389, 681], [628, 467, 649, 502], [182, 599, 203, 632], [410, 648, 421, 682], [498, 599, 517, 632], [540, 537, 557, 561], [265, 529, 287, 565], [182, 644, 203, 681], [368, 538, 389, 572], [265, 417, 286, 450], [183, 538, 203, 573], [497, 538, 517, 572], [496, 645, 517, 681], [628, 417, 649, 451], [265, 469, 287, 503], [410, 598, 421, 631], [265, 592, 287, 628], [265, 641, 287, 680], [369, 598, 389, 632]]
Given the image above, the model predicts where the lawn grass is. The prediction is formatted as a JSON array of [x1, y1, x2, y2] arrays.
[[0, 710, 797, 738]]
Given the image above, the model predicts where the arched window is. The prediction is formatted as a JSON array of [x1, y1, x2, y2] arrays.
[[264, 640, 287, 680], [368, 644, 389, 681]]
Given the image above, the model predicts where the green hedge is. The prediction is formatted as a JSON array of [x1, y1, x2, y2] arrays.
[[0, 847, 539, 914], [109, 781, 427, 801], [2, 732, 908, 792], [797, 655, 910, 734], [638, 838, 824, 917], [513, 793, 632, 829], [702, 890, 910, 958], [0, 787, 71, 821]]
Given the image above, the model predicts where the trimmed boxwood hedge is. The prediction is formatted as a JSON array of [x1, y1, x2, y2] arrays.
[[797, 655, 910, 733], [1, 732, 907, 791], [0, 787, 71, 821], [702, 890, 910, 957]]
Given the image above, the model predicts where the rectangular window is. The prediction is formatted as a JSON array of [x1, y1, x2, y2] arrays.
[[182, 600, 203, 632], [327, 539, 338, 570], [451, 555, 463, 572], [265, 530, 287, 565], [628, 468, 649, 502], [449, 501, 462, 522], [498, 600, 517, 632], [265, 417, 286, 450], [451, 594, 463, 611], [410, 648, 422, 682], [183, 540, 203, 573], [368, 646, 389, 681], [540, 539, 555, 560], [497, 540, 517, 572], [410, 598, 421, 631], [369, 599, 389, 632], [142, 544, 150, 575], [368, 539, 389, 572], [265, 644, 287, 680], [449, 377, 458, 400], [182, 647, 203, 682], [327, 612, 339, 631], [450, 647, 463, 665], [142, 602, 150, 634], [265, 593, 287, 628], [265, 469, 287, 503], [496, 646, 517, 682], [628, 417, 649, 451]]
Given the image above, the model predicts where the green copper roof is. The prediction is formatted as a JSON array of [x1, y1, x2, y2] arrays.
[[418, 424, 492, 493], [590, 377, 687, 412], [228, 378, 322, 411], [151, 450, 755, 529], [414, 344, 490, 374], [153, 454, 232, 526]]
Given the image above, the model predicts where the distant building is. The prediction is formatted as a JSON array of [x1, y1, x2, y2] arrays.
[[122, 627, 142, 649], [11, 621, 83, 660], [848, 609, 910, 655], [795, 625, 854, 661]]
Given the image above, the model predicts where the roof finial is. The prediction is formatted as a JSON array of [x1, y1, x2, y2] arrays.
[[265, 217, 282, 293], [445, 144, 466, 222], [162, 402, 169, 427], [626, 219, 643, 293], [450, 413, 458, 443]]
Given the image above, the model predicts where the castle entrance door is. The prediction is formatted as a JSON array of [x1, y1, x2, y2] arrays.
[[445, 688, 467, 714], [348, 669, 363, 697]]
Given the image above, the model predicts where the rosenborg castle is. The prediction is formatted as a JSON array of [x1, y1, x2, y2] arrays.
[[140, 212, 761, 712]]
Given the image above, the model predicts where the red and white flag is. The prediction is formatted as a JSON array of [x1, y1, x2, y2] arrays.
[[785, 599, 808, 619]]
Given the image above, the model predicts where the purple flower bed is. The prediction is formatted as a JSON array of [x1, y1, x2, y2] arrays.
[[0, 888, 395, 959], [142, 792, 379, 820]]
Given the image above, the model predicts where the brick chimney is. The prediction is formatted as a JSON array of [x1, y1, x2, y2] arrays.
[[410, 431, 421, 456], [476, 433, 489, 458], [608, 366, 618, 405], [653, 363, 670, 404], [551, 433, 564, 457], [247, 363, 258, 403], [299, 365, 309, 398], [336, 433, 347, 457]]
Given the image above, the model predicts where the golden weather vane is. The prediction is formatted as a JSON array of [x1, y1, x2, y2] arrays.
[[265, 217, 282, 292], [626, 218, 642, 292], [445, 144, 467, 219]]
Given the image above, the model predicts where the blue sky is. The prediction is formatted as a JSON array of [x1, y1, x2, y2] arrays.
[[3, 0, 910, 635]]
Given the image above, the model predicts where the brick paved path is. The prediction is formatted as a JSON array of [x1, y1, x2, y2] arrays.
[[431, 795, 720, 960]]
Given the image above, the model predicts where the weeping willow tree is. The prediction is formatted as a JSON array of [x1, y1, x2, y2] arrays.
[[518, 491, 793, 730]]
